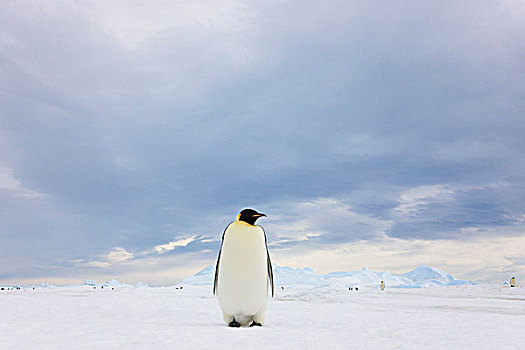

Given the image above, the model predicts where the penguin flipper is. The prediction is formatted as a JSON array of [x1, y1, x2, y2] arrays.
[[213, 246, 221, 295], [267, 248, 274, 297], [214, 223, 232, 295], [262, 227, 274, 297]]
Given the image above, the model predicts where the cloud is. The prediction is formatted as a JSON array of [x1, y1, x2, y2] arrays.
[[153, 236, 198, 254], [394, 185, 454, 217], [69, 235, 217, 276], [0, 165, 43, 197], [271, 233, 525, 283], [0, 166, 21, 191], [387, 182, 522, 240], [1, 0, 524, 284], [265, 197, 392, 247], [74, 247, 134, 268], [106, 247, 134, 263], [81, 261, 112, 268]]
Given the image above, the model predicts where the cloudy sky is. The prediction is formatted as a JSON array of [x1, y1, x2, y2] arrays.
[[1, 0, 524, 285]]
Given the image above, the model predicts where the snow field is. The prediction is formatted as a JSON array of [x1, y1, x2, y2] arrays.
[[1, 284, 524, 349]]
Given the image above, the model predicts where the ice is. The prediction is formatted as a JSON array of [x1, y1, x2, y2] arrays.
[[180, 265, 215, 285], [183, 264, 472, 289], [273, 266, 329, 286]]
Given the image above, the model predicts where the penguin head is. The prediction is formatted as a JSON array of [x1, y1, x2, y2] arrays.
[[237, 208, 267, 225]]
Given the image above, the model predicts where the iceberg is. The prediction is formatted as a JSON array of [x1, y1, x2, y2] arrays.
[[183, 264, 472, 288]]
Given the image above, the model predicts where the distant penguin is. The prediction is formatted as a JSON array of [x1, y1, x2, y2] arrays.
[[510, 277, 516, 287], [380, 281, 385, 291], [214, 209, 274, 327]]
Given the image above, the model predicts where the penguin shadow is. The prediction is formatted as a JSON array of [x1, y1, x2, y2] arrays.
[[202, 320, 269, 329], [186, 321, 265, 329], [223, 323, 267, 330]]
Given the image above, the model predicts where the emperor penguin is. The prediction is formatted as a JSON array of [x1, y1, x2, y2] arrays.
[[213, 209, 274, 327], [380, 281, 385, 291], [510, 277, 516, 287]]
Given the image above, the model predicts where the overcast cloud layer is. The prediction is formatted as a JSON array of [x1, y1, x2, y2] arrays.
[[1, 0, 524, 284]]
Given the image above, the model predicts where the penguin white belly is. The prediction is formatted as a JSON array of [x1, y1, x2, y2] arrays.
[[217, 222, 268, 321]]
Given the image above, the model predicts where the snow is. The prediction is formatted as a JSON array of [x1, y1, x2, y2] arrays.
[[1, 282, 524, 349]]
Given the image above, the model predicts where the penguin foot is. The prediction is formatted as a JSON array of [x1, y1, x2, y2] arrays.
[[228, 320, 241, 328], [249, 322, 262, 327]]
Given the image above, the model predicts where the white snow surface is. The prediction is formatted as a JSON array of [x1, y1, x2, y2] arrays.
[[2, 280, 524, 349]]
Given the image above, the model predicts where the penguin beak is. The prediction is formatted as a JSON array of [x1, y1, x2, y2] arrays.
[[253, 213, 267, 218]]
